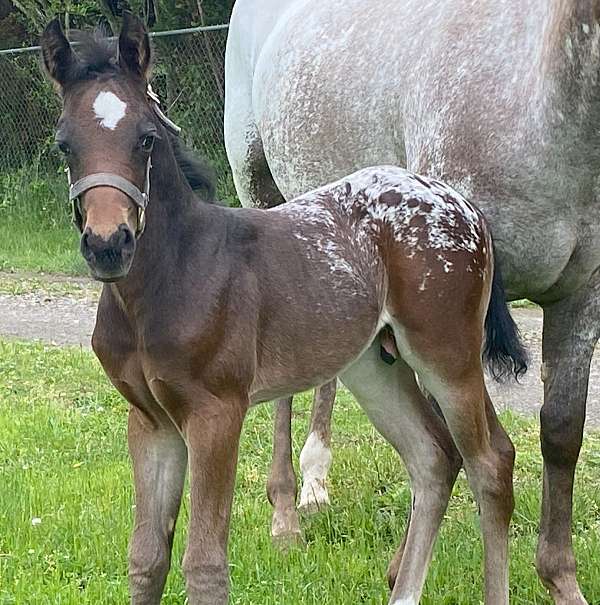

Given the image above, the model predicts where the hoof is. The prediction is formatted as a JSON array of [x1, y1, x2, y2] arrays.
[[537, 547, 588, 605], [271, 509, 303, 547], [298, 480, 330, 514], [539, 571, 588, 605], [271, 529, 304, 550], [547, 586, 588, 605]]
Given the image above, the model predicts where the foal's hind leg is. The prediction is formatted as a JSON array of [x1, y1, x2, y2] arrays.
[[227, 109, 337, 522], [267, 381, 336, 542], [299, 379, 336, 512], [402, 332, 515, 605], [267, 397, 302, 542], [340, 345, 461, 604]]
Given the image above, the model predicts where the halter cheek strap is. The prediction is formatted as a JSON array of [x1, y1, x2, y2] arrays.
[[147, 84, 181, 135], [67, 156, 151, 237]]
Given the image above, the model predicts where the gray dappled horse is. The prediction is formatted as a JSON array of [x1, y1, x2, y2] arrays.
[[225, 1, 600, 604]]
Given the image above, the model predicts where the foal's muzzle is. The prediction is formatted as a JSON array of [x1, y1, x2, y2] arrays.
[[66, 159, 152, 281], [80, 223, 136, 282], [68, 166, 150, 237]]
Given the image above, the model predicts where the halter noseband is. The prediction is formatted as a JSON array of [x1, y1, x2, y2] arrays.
[[68, 159, 151, 237], [66, 85, 180, 238]]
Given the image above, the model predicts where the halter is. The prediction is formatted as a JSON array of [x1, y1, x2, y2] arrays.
[[66, 85, 181, 238]]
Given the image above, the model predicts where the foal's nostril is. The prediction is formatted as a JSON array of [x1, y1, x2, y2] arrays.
[[80, 229, 93, 259], [80, 224, 135, 279], [119, 224, 134, 249]]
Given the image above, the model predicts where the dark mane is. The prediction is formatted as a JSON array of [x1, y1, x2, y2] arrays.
[[169, 133, 217, 202], [66, 31, 119, 80]]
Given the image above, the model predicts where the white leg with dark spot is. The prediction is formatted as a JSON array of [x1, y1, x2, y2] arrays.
[[299, 379, 336, 513]]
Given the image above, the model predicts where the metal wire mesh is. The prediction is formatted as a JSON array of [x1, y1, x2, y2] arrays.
[[0, 25, 232, 197], [0, 50, 61, 170], [150, 26, 229, 171]]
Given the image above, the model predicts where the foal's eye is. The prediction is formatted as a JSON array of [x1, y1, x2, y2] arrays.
[[140, 134, 156, 152]]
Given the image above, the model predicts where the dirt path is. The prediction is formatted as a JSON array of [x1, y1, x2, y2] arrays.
[[0, 291, 97, 347], [1, 276, 599, 427]]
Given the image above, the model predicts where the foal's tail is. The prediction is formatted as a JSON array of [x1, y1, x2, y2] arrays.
[[483, 249, 528, 381]]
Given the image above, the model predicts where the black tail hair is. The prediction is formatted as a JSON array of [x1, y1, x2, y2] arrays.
[[169, 133, 217, 202], [484, 249, 528, 381]]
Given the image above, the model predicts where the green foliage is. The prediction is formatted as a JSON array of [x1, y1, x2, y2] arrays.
[[7, 0, 234, 38], [128, 0, 235, 29], [2, 339, 600, 603], [10, 0, 107, 38], [0, 15, 235, 225], [0, 168, 84, 273]]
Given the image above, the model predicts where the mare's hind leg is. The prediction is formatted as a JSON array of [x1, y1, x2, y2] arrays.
[[536, 274, 600, 605], [299, 379, 336, 512], [340, 345, 461, 604], [267, 397, 302, 542]]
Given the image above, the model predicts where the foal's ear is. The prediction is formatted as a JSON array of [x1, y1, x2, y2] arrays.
[[118, 12, 151, 80], [41, 18, 77, 91]]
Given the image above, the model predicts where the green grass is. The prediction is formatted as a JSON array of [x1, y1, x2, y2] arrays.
[[0, 272, 100, 300], [1, 339, 600, 604], [510, 300, 540, 310], [0, 169, 84, 275]]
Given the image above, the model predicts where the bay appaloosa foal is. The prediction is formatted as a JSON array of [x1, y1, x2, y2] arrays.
[[41, 16, 527, 605]]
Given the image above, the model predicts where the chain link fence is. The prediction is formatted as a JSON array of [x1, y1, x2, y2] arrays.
[[0, 24, 234, 200]]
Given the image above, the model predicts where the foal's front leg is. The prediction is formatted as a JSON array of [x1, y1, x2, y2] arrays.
[[182, 393, 247, 605], [128, 405, 188, 605]]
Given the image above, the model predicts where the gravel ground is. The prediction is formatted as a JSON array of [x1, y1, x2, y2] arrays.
[[0, 291, 97, 347], [486, 308, 600, 427], [1, 285, 599, 427]]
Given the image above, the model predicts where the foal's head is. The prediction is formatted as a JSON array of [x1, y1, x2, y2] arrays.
[[41, 15, 158, 281]]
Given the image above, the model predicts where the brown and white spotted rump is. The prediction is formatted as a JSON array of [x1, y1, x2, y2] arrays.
[[247, 166, 494, 406], [42, 17, 526, 605], [279, 166, 488, 292]]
